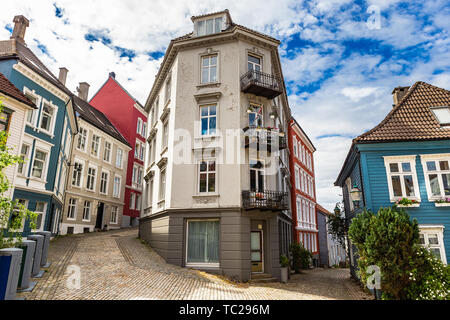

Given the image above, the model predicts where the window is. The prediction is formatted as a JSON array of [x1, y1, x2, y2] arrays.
[[201, 55, 217, 83], [248, 104, 263, 127], [32, 150, 47, 179], [295, 167, 300, 190], [248, 55, 261, 72], [100, 171, 109, 194], [162, 121, 169, 148], [67, 198, 77, 219], [77, 127, 87, 151], [39, 102, 54, 133], [139, 144, 145, 161], [103, 141, 111, 163], [110, 206, 118, 224], [116, 148, 123, 168], [86, 166, 97, 191], [137, 118, 142, 135], [113, 176, 121, 198], [165, 77, 171, 104], [293, 137, 298, 158], [136, 195, 141, 211], [151, 97, 159, 128], [148, 178, 154, 207], [419, 226, 447, 264], [196, 17, 222, 36], [0, 109, 12, 132], [130, 193, 136, 209], [302, 145, 305, 164], [142, 123, 147, 137], [186, 220, 220, 266], [198, 160, 216, 193], [72, 162, 83, 187], [82, 201, 91, 221], [91, 135, 100, 157], [250, 160, 264, 192], [159, 169, 166, 200], [384, 156, 420, 201], [138, 167, 143, 185], [25, 92, 38, 125], [421, 155, 450, 200], [431, 107, 450, 126], [17, 144, 30, 175], [135, 141, 140, 158], [200, 105, 217, 136], [34, 202, 46, 231]]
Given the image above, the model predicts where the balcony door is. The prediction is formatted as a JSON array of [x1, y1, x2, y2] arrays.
[[248, 104, 263, 128], [248, 55, 261, 72], [250, 160, 265, 192]]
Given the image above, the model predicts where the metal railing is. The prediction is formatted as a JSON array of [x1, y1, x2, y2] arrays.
[[240, 70, 281, 93], [242, 190, 289, 210], [243, 126, 287, 150]]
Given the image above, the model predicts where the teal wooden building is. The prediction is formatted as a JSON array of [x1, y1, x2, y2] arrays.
[[0, 16, 78, 235], [335, 81, 450, 276]]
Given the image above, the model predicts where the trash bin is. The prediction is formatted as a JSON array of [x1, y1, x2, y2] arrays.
[[17, 240, 37, 292], [0, 248, 23, 300], [27, 234, 45, 278], [36, 231, 51, 268]]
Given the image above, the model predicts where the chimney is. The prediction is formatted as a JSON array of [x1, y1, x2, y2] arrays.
[[58, 67, 68, 85], [10, 15, 30, 44], [76, 82, 90, 101], [392, 86, 410, 106], [109, 72, 116, 79]]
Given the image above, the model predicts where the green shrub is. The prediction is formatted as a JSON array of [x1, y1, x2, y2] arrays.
[[290, 242, 311, 272], [280, 255, 289, 268]]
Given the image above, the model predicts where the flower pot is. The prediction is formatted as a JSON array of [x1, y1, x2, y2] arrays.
[[280, 267, 288, 283]]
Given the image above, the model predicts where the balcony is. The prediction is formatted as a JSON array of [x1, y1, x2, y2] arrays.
[[243, 126, 287, 152], [240, 70, 282, 99], [242, 190, 289, 211]]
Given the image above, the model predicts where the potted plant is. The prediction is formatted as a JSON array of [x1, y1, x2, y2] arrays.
[[280, 255, 289, 283], [434, 198, 450, 207], [394, 197, 420, 207]]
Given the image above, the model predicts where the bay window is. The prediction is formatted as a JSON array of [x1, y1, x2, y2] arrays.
[[186, 220, 220, 266], [196, 17, 223, 36]]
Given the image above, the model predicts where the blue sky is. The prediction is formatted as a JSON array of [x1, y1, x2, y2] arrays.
[[1, 0, 449, 210]]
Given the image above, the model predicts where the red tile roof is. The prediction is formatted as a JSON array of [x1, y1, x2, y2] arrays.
[[316, 203, 332, 215], [0, 72, 36, 108], [355, 81, 450, 143]]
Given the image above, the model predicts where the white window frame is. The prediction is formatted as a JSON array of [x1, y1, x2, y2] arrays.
[[71, 160, 84, 188], [67, 198, 77, 220], [293, 137, 298, 158], [86, 165, 97, 192], [91, 134, 100, 158], [197, 159, 217, 194], [113, 175, 121, 198], [162, 120, 169, 149], [295, 166, 300, 190], [31, 149, 49, 180], [159, 168, 166, 201], [201, 54, 218, 84], [77, 127, 88, 152], [130, 192, 136, 210], [165, 76, 171, 104], [430, 107, 450, 126], [17, 143, 31, 176], [116, 148, 123, 169], [38, 99, 58, 136], [82, 201, 91, 222], [33, 201, 47, 232], [23, 87, 41, 127], [420, 154, 450, 201], [196, 16, 223, 36], [199, 104, 217, 137], [419, 225, 447, 265], [100, 170, 109, 195], [383, 155, 421, 202], [103, 140, 112, 163], [110, 206, 118, 224], [185, 218, 220, 268]]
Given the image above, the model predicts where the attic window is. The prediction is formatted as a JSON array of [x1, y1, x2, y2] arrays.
[[431, 107, 450, 126], [196, 17, 223, 36]]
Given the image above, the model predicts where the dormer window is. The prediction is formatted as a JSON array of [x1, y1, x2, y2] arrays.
[[196, 17, 223, 36], [431, 107, 450, 126]]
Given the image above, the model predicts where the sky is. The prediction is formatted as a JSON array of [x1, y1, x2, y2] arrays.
[[1, 0, 450, 211]]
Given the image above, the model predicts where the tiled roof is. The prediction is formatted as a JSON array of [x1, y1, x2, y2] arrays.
[[0, 71, 36, 108], [316, 203, 332, 215], [72, 95, 130, 147], [355, 81, 450, 143]]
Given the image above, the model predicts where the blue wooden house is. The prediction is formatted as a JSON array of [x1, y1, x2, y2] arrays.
[[0, 16, 78, 235], [335, 81, 450, 276]]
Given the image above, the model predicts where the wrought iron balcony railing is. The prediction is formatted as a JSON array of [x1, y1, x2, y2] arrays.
[[240, 70, 282, 99], [242, 190, 289, 211], [243, 126, 287, 151]]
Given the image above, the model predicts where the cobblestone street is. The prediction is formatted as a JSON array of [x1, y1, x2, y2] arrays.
[[18, 228, 372, 300]]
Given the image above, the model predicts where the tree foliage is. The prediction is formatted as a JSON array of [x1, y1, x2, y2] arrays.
[[326, 203, 349, 258], [0, 100, 37, 249], [290, 242, 312, 272]]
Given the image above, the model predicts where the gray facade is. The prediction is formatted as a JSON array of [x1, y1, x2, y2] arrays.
[[317, 210, 329, 267]]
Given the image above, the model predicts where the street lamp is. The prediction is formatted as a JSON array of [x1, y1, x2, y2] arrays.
[[350, 183, 362, 208]]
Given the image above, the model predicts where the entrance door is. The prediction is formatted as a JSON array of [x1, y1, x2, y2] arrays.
[[95, 203, 104, 229], [251, 231, 263, 273]]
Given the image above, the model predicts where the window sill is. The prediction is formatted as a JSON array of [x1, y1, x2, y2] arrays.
[[435, 203, 450, 207], [396, 204, 421, 208], [196, 82, 221, 89], [186, 263, 220, 269], [193, 193, 219, 198], [36, 128, 55, 139]]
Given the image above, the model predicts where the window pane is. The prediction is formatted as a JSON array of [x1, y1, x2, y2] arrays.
[[201, 107, 209, 117], [248, 55, 260, 64], [202, 69, 209, 83], [257, 171, 264, 191], [208, 173, 215, 192], [439, 161, 449, 171], [199, 173, 207, 193], [391, 176, 402, 197], [419, 234, 425, 244], [209, 106, 216, 116], [187, 221, 219, 263], [206, 19, 214, 34], [428, 234, 439, 245], [200, 161, 207, 172], [197, 20, 205, 35], [210, 66, 217, 82], [202, 57, 209, 67], [208, 161, 215, 171], [429, 174, 441, 196], [442, 174, 450, 195], [427, 161, 437, 171], [210, 55, 217, 65], [389, 163, 399, 173], [403, 175, 415, 196], [214, 17, 222, 32], [432, 108, 450, 124], [250, 170, 256, 192], [431, 248, 441, 260], [201, 118, 208, 135], [209, 117, 216, 134], [401, 162, 411, 172]]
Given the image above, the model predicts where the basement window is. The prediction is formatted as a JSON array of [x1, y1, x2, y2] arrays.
[[431, 107, 450, 126]]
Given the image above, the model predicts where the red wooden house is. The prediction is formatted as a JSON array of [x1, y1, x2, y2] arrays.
[[90, 72, 148, 226], [288, 118, 318, 257]]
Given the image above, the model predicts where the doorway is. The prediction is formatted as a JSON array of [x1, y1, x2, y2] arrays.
[[251, 231, 263, 273], [95, 203, 104, 229]]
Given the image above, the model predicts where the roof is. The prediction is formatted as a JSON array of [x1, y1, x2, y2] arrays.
[[316, 203, 332, 215], [0, 39, 72, 96], [355, 81, 450, 143], [290, 116, 316, 152], [72, 95, 130, 147], [0, 72, 36, 108], [191, 9, 233, 24]]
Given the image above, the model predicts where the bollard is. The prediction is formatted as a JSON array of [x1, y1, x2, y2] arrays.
[[0, 248, 23, 300], [36, 231, 51, 268], [17, 240, 37, 292], [27, 234, 45, 278]]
